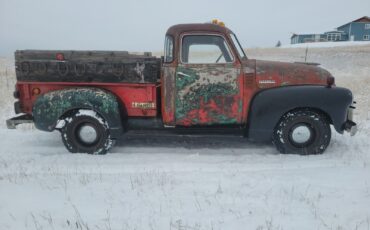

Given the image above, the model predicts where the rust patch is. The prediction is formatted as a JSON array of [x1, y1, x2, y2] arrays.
[[162, 66, 176, 125], [175, 65, 241, 126], [255, 60, 330, 89]]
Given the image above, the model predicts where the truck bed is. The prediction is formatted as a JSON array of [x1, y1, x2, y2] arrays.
[[15, 50, 161, 83]]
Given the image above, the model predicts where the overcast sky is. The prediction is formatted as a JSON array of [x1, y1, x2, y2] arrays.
[[0, 0, 369, 56]]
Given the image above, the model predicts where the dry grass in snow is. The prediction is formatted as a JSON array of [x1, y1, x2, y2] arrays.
[[0, 45, 369, 230]]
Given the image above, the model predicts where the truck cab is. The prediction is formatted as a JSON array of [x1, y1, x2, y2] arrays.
[[161, 23, 248, 127], [7, 21, 357, 155]]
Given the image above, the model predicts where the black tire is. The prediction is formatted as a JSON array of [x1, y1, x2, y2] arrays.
[[60, 110, 115, 154], [272, 109, 331, 155]]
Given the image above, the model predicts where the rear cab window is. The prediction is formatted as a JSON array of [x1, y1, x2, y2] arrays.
[[164, 35, 174, 63]]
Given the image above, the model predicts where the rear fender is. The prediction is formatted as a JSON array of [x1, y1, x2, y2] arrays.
[[33, 87, 123, 138], [247, 86, 353, 142]]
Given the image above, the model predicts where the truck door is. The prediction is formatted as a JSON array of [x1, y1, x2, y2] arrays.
[[175, 34, 242, 126]]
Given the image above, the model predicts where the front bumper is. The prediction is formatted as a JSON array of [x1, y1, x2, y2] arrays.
[[344, 103, 357, 136], [6, 114, 33, 129]]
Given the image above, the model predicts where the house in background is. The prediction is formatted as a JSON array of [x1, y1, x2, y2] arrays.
[[337, 16, 370, 41], [324, 30, 348, 41], [291, 16, 370, 44], [291, 33, 327, 44]]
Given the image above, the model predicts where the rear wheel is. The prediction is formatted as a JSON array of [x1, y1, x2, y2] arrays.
[[60, 110, 115, 154], [272, 109, 331, 155]]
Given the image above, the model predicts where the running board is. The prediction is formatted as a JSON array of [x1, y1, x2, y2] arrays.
[[127, 129, 245, 137]]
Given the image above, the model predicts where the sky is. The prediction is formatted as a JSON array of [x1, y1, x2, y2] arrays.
[[0, 0, 369, 56]]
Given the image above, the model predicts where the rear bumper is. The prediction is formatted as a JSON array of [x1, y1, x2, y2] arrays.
[[344, 103, 357, 136], [6, 114, 33, 129]]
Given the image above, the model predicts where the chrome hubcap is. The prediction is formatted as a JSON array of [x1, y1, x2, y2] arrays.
[[78, 125, 97, 144], [291, 125, 311, 144]]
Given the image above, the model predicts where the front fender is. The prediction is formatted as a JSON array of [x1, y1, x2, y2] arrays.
[[247, 86, 353, 142], [33, 87, 123, 138]]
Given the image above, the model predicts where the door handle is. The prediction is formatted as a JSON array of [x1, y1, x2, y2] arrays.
[[177, 72, 192, 78]]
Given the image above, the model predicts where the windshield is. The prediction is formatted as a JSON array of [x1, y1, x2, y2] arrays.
[[230, 33, 247, 59]]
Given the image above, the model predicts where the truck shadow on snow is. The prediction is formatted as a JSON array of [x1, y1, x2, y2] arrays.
[[114, 131, 273, 152]]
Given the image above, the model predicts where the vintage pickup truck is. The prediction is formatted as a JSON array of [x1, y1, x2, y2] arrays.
[[7, 20, 357, 155]]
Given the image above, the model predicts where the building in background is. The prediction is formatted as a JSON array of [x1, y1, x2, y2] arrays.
[[291, 16, 370, 44]]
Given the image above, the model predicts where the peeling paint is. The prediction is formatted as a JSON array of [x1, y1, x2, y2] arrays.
[[33, 88, 121, 133], [255, 60, 329, 89], [162, 66, 176, 125], [175, 65, 241, 125]]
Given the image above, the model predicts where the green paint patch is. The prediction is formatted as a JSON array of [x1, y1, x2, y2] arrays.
[[175, 66, 199, 90], [175, 66, 240, 125], [238, 100, 243, 113], [33, 88, 120, 131]]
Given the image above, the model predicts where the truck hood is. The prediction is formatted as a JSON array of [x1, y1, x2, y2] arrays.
[[247, 60, 332, 88]]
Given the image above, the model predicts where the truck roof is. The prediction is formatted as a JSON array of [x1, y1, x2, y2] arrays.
[[166, 23, 233, 37]]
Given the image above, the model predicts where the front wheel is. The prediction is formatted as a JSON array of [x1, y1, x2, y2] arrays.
[[60, 110, 115, 155], [272, 110, 331, 155]]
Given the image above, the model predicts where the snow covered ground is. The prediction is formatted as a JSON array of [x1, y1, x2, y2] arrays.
[[0, 46, 370, 230], [282, 41, 370, 48]]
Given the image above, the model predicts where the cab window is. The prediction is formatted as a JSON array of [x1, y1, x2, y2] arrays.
[[181, 35, 233, 64]]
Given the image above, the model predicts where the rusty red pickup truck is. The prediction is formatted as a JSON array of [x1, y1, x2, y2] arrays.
[[7, 21, 357, 155]]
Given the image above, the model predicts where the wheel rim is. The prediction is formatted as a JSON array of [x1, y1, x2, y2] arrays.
[[289, 123, 314, 147], [77, 123, 98, 145]]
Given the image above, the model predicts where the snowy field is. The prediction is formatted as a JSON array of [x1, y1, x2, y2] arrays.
[[282, 41, 370, 48], [0, 45, 370, 230]]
